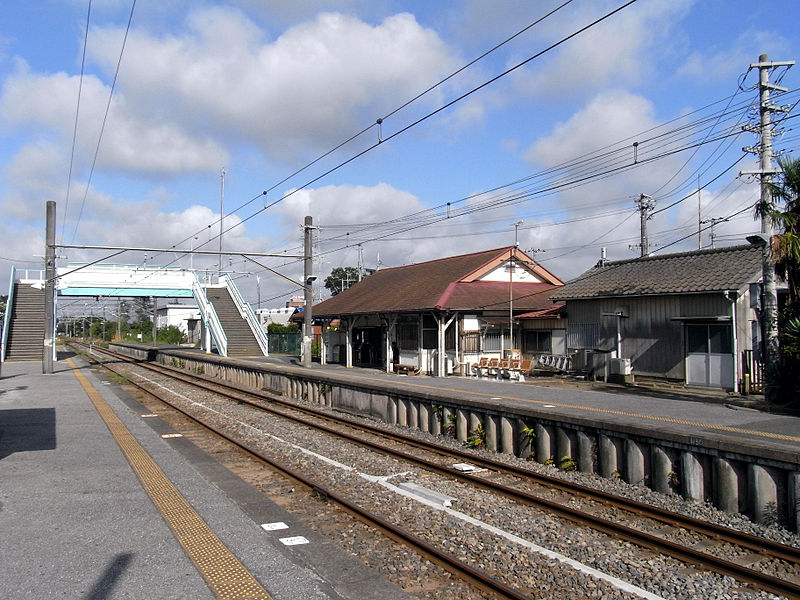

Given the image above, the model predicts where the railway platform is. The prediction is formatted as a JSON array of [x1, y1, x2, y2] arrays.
[[0, 354, 411, 600], [247, 353, 800, 455]]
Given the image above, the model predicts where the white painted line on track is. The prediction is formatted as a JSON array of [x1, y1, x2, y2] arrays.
[[368, 475, 665, 600], [261, 522, 289, 531], [279, 536, 309, 546], [132, 371, 666, 599]]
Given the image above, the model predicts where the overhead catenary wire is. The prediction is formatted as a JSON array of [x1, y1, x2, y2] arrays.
[[62, 3, 796, 298], [246, 91, 783, 280], [61, 0, 92, 246], [70, 0, 137, 244], [193, 0, 642, 254], [315, 91, 766, 242], [162, 0, 580, 261]]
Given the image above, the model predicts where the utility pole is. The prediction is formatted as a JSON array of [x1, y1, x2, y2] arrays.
[[302, 216, 315, 367], [218, 167, 225, 279], [742, 54, 794, 402], [701, 217, 729, 249], [43, 201, 56, 374], [697, 176, 702, 250], [509, 221, 523, 353], [635, 194, 655, 257]]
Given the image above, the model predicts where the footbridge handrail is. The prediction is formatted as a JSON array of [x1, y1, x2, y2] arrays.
[[191, 275, 227, 357], [220, 274, 269, 356], [1, 265, 15, 361]]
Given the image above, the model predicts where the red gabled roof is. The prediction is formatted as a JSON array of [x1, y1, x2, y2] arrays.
[[517, 303, 566, 319], [312, 246, 563, 317]]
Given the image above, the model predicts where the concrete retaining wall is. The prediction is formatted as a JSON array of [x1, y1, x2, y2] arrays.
[[109, 344, 800, 532]]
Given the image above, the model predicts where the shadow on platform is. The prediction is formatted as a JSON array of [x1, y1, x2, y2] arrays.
[[0, 408, 56, 460]]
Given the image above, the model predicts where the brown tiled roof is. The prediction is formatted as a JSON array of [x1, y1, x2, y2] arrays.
[[313, 247, 562, 317], [550, 244, 762, 301]]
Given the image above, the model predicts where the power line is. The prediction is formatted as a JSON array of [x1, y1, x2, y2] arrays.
[[71, 0, 137, 244], [165, 1, 579, 258], [654, 203, 756, 254], [187, 0, 642, 253], [61, 0, 92, 246]]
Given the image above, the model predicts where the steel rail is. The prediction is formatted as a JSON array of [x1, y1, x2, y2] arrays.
[[78, 344, 800, 599], [137, 349, 800, 564], [78, 345, 532, 600]]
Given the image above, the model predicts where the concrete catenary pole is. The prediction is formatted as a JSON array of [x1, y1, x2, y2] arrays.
[[152, 296, 157, 347], [302, 216, 314, 368], [218, 167, 225, 279], [636, 194, 654, 257], [43, 200, 56, 374]]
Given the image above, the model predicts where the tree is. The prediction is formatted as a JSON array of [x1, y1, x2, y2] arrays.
[[770, 157, 800, 315], [324, 266, 360, 296], [267, 322, 299, 334], [157, 325, 186, 345], [768, 157, 800, 409]]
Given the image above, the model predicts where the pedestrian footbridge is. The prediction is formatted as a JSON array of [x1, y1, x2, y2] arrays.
[[2, 264, 268, 361]]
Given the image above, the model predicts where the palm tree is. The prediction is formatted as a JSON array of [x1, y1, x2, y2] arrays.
[[768, 157, 800, 408], [770, 157, 800, 315]]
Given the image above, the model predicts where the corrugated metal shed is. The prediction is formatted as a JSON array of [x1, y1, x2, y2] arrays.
[[551, 244, 762, 301]]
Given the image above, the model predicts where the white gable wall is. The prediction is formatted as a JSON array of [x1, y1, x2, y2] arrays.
[[478, 260, 542, 283]]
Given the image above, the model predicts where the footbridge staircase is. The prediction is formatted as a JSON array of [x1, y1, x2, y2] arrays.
[[1, 267, 45, 361], [1, 264, 268, 362]]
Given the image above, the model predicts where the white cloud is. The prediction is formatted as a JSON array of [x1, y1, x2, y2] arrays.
[[518, 89, 701, 278], [88, 9, 461, 162], [0, 60, 228, 174], [512, 0, 692, 99], [1, 141, 66, 220], [524, 89, 656, 168], [677, 29, 792, 83]]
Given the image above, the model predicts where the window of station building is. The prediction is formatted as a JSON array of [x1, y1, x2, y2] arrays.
[[523, 330, 552, 353], [483, 329, 504, 352], [461, 331, 481, 353], [445, 323, 456, 351], [422, 314, 438, 349], [397, 319, 418, 351]]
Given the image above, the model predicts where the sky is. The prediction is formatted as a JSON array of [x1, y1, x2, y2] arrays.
[[1, 0, 799, 313]]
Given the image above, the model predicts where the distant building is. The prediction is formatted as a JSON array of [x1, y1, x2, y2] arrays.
[[255, 306, 296, 330], [286, 295, 305, 309], [155, 304, 201, 344]]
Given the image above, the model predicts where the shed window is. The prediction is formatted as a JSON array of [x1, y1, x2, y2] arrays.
[[483, 331, 501, 352], [687, 324, 732, 354], [523, 330, 552, 353]]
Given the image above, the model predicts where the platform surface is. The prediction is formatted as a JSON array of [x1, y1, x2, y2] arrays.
[[0, 354, 411, 600]]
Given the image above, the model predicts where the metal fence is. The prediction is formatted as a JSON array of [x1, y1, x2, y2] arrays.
[[741, 350, 764, 394], [268, 332, 301, 355]]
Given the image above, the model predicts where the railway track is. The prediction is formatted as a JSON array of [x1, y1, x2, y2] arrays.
[[75, 343, 800, 599]]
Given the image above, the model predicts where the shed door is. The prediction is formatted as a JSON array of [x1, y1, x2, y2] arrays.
[[686, 323, 733, 389]]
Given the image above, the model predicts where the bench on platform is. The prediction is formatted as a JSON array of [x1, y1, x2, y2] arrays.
[[507, 359, 533, 381], [394, 364, 418, 376], [471, 356, 490, 377]]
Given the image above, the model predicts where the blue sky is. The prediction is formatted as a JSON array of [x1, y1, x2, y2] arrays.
[[1, 0, 798, 308]]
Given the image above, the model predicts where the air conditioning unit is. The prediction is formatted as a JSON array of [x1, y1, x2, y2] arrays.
[[609, 358, 631, 376]]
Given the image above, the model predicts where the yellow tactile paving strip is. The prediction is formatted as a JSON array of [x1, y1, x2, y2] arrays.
[[325, 369, 800, 444], [67, 359, 272, 600]]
